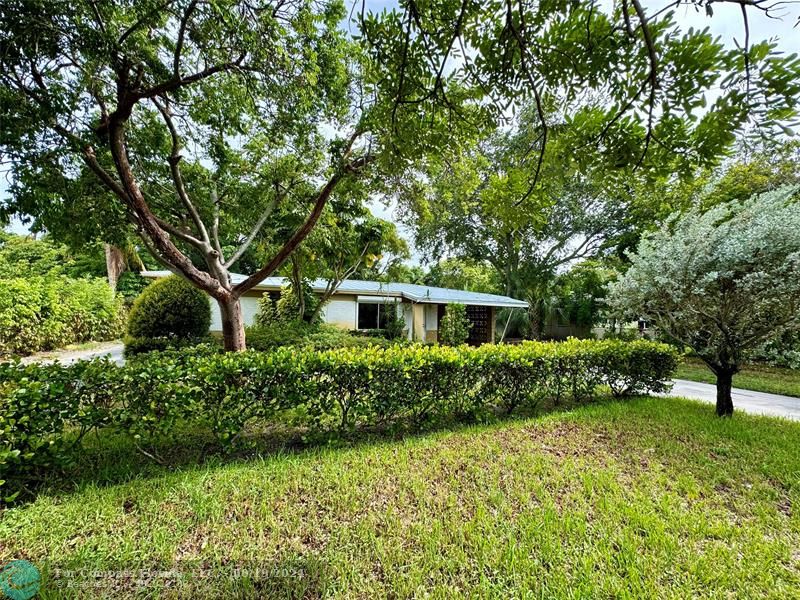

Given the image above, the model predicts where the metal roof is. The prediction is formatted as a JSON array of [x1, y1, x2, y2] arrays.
[[141, 270, 529, 308]]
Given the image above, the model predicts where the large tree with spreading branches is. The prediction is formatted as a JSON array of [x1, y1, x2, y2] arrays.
[[3, 0, 799, 351], [0, 0, 483, 350]]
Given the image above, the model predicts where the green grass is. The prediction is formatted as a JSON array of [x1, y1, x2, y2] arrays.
[[1, 397, 799, 598], [676, 357, 800, 398]]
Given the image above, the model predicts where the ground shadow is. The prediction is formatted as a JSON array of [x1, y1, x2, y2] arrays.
[[16, 393, 620, 505]]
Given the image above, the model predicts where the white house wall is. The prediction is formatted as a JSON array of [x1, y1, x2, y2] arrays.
[[209, 293, 408, 333], [402, 303, 414, 340], [209, 294, 262, 332], [424, 304, 438, 332], [322, 297, 358, 329]]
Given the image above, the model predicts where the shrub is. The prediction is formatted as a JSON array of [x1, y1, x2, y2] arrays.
[[0, 339, 678, 501], [439, 303, 472, 346], [383, 303, 407, 340], [125, 275, 211, 355], [116, 271, 149, 304], [246, 322, 394, 352], [0, 276, 125, 357], [123, 334, 218, 356], [748, 330, 800, 369], [254, 292, 279, 327], [275, 279, 321, 324], [0, 358, 117, 501]]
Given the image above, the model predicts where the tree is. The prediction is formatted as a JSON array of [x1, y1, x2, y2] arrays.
[[424, 258, 501, 294], [365, 261, 426, 285], [552, 260, 617, 330], [0, 0, 480, 351], [370, 1, 800, 327], [0, 230, 112, 279], [364, 0, 800, 192], [398, 108, 633, 336], [616, 141, 800, 257], [607, 187, 800, 416], [286, 209, 409, 322]]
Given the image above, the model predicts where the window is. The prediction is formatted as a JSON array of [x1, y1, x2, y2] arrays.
[[357, 302, 390, 330]]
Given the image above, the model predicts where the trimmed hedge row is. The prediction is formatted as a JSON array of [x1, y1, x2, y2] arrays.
[[0, 276, 125, 357], [0, 339, 677, 500]]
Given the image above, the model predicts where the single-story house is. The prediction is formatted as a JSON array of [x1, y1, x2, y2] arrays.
[[141, 271, 528, 344]]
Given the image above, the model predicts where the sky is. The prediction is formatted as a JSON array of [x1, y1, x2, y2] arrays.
[[3, 0, 799, 258]]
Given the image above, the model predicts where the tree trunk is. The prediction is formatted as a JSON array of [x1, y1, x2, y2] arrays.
[[104, 243, 126, 291], [528, 304, 544, 340], [218, 298, 246, 352], [715, 369, 735, 417]]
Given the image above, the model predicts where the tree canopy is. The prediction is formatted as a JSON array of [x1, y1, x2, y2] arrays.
[[0, 0, 485, 349], [607, 186, 800, 416]]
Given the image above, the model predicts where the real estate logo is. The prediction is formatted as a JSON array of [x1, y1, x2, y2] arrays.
[[0, 560, 40, 600]]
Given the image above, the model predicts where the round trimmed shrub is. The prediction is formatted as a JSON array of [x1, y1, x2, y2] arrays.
[[126, 275, 211, 340]]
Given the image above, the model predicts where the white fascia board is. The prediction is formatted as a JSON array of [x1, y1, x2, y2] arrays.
[[357, 295, 402, 303]]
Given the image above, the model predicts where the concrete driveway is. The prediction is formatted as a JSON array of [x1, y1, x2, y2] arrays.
[[20, 341, 125, 366], [668, 379, 800, 421]]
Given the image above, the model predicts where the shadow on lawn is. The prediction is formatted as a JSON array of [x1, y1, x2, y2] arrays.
[[24, 394, 605, 503]]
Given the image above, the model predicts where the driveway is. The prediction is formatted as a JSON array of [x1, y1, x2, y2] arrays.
[[668, 379, 800, 421], [20, 341, 126, 366]]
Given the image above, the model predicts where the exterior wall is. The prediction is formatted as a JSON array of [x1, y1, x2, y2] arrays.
[[423, 304, 439, 343], [209, 291, 262, 332], [321, 295, 357, 329], [412, 304, 425, 341], [206, 291, 505, 345], [402, 302, 414, 341]]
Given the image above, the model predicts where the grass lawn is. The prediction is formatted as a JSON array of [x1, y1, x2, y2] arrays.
[[676, 357, 800, 398], [1, 397, 799, 598]]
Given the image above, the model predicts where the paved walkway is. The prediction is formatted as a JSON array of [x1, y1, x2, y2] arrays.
[[669, 379, 800, 420], [20, 341, 125, 366]]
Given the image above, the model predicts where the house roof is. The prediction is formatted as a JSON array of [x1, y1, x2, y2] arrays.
[[141, 270, 529, 309]]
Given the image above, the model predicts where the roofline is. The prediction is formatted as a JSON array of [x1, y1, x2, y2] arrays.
[[140, 271, 529, 308]]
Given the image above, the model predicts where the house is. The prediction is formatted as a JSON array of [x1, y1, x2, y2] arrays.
[[141, 271, 528, 344]]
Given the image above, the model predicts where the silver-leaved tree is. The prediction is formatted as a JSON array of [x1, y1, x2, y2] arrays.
[[607, 187, 800, 416]]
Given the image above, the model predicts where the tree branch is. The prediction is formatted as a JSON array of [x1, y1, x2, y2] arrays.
[[152, 96, 210, 243], [174, 1, 199, 78], [233, 154, 374, 295], [224, 194, 279, 269]]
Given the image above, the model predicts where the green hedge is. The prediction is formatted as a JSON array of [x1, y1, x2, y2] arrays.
[[0, 276, 125, 357], [246, 322, 397, 352], [0, 339, 677, 501]]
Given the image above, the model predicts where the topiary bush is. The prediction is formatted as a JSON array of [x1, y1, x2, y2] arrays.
[[124, 275, 211, 355]]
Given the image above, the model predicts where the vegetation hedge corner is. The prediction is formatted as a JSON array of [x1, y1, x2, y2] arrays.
[[0, 276, 125, 357]]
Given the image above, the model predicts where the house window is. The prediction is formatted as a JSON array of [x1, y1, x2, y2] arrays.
[[357, 302, 389, 330]]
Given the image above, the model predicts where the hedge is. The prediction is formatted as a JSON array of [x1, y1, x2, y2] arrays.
[[0, 276, 126, 357], [0, 339, 677, 500]]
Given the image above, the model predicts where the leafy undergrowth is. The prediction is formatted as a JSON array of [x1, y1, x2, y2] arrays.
[[676, 357, 800, 398], [1, 397, 798, 598]]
